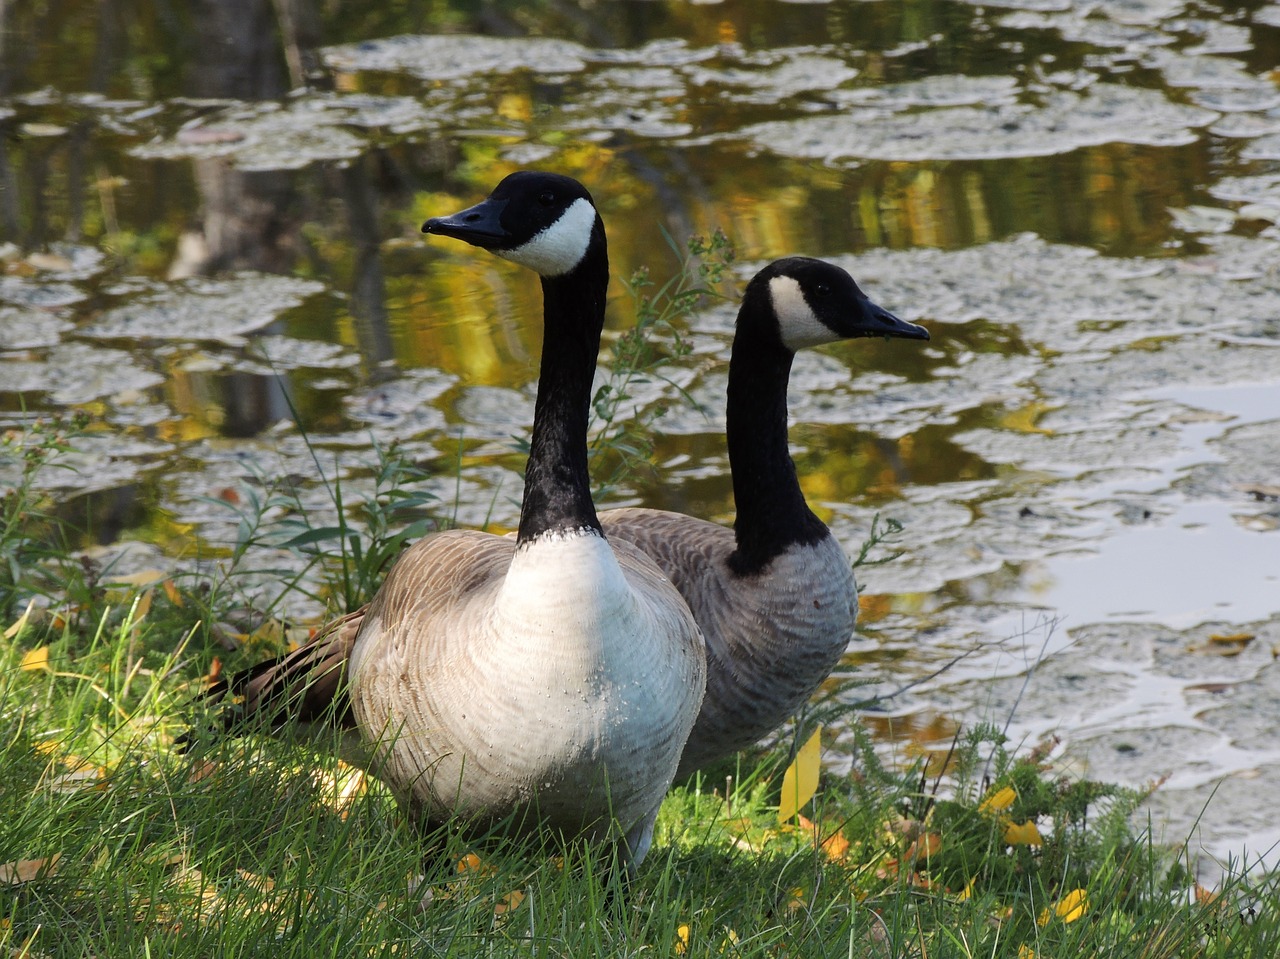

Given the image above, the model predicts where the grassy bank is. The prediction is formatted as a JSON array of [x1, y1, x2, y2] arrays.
[[1, 599, 1277, 957]]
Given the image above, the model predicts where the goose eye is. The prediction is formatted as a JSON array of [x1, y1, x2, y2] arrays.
[[538, 191, 556, 206], [813, 282, 831, 297]]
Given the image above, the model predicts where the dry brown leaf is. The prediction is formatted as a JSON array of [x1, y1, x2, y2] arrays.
[[795, 814, 849, 861], [1194, 883, 1220, 906], [821, 829, 850, 861], [904, 831, 942, 861], [188, 758, 219, 784], [0, 854, 62, 886]]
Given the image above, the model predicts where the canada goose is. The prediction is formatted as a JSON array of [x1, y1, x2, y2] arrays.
[[599, 256, 929, 777], [202, 172, 706, 871], [199, 248, 924, 805]]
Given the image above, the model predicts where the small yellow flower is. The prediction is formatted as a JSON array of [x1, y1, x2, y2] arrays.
[[1003, 820, 1043, 846], [1018, 945, 1038, 959]]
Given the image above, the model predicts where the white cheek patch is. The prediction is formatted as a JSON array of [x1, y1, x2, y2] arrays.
[[771, 275, 840, 351], [499, 198, 597, 277]]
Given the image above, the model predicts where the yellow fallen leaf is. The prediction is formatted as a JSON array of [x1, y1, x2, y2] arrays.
[[1054, 888, 1088, 923], [19, 647, 50, 672], [0, 854, 62, 886], [1018, 946, 1037, 959], [311, 763, 367, 820], [4, 598, 37, 640], [785, 886, 807, 913], [47, 761, 108, 794], [1208, 632, 1254, 645], [131, 589, 153, 623], [1004, 820, 1043, 846], [778, 725, 822, 823], [108, 569, 168, 589], [26, 250, 73, 269], [1038, 887, 1088, 926], [494, 889, 524, 915], [162, 579, 184, 607], [455, 853, 494, 878], [979, 785, 1017, 815], [236, 868, 275, 894]]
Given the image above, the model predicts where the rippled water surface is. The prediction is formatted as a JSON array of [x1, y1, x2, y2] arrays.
[[3, 0, 1279, 877]]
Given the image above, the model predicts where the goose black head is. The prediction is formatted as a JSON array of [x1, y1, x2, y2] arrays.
[[423, 172, 602, 278], [748, 256, 929, 352]]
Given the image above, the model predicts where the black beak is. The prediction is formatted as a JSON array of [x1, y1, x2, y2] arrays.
[[860, 299, 930, 341], [422, 196, 510, 249]]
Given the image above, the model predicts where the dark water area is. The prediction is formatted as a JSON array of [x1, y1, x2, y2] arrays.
[[3, 0, 1280, 877]]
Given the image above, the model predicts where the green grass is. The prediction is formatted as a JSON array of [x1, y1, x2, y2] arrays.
[[2, 601, 1278, 957]]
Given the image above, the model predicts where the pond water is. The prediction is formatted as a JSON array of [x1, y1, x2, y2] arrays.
[[3, 0, 1279, 880]]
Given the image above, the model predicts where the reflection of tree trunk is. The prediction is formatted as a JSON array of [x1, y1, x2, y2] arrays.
[[0, 128, 18, 242], [189, 0, 288, 100], [173, 0, 314, 278], [0, 0, 13, 237], [175, 0, 321, 437], [171, 160, 300, 277], [272, 0, 326, 91], [338, 154, 398, 383], [220, 370, 293, 438]]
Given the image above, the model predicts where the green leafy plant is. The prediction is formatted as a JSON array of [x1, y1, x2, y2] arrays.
[[590, 229, 737, 499], [274, 437, 441, 614], [851, 512, 906, 578], [0, 412, 92, 623]]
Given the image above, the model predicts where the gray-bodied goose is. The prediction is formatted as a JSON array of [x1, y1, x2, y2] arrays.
[[600, 256, 928, 778], [203, 172, 705, 871]]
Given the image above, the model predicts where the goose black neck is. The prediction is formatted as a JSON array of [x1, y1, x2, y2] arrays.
[[517, 230, 609, 544], [726, 296, 828, 576]]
